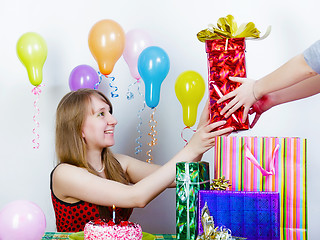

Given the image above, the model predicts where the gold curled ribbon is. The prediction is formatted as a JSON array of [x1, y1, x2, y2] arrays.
[[196, 202, 233, 240], [197, 14, 271, 42], [146, 108, 157, 163], [196, 202, 248, 240], [210, 176, 231, 191]]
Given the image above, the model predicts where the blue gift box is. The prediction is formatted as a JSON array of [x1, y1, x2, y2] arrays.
[[197, 191, 280, 240]]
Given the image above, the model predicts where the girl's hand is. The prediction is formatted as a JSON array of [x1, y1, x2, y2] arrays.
[[197, 99, 210, 130], [187, 120, 233, 157], [217, 77, 258, 123]]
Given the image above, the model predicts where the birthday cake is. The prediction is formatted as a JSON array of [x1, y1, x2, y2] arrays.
[[84, 219, 142, 240]]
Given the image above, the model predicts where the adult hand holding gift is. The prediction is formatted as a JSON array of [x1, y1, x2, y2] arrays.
[[218, 40, 320, 128]]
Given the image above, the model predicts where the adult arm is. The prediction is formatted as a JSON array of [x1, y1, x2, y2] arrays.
[[217, 40, 320, 122], [250, 74, 320, 127]]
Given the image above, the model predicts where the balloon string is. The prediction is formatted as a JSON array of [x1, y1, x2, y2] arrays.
[[95, 71, 103, 90], [146, 108, 157, 163], [135, 81, 145, 155], [126, 79, 138, 100], [31, 85, 44, 149], [107, 75, 119, 98], [181, 126, 196, 146]]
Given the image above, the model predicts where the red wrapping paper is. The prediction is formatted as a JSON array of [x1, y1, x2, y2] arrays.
[[206, 37, 249, 131]]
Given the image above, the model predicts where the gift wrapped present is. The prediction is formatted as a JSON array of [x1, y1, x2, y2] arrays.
[[197, 15, 271, 131], [214, 136, 308, 240], [198, 190, 280, 240], [176, 161, 210, 240]]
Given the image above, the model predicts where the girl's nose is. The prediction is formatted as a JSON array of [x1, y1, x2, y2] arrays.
[[107, 113, 117, 126]]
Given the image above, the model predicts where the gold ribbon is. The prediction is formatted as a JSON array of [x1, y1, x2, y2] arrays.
[[196, 202, 233, 240], [197, 14, 271, 42], [210, 176, 231, 191], [196, 202, 248, 240]]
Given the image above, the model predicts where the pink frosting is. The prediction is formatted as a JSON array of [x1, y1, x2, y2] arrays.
[[84, 220, 142, 240]]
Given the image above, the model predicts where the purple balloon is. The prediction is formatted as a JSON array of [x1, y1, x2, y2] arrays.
[[69, 64, 99, 91], [0, 200, 46, 240]]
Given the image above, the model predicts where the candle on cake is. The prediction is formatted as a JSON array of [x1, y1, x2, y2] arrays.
[[112, 205, 116, 223]]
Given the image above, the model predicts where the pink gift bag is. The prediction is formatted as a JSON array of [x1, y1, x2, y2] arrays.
[[214, 136, 307, 240]]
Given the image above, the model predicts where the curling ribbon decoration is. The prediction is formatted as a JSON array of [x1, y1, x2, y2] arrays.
[[94, 71, 103, 90], [134, 81, 146, 155], [126, 80, 137, 100], [31, 85, 44, 149], [197, 14, 271, 42], [96, 72, 118, 98], [180, 126, 196, 146], [108, 75, 118, 98], [146, 108, 157, 163]]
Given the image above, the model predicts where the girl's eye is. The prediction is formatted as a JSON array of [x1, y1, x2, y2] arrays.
[[98, 112, 105, 117]]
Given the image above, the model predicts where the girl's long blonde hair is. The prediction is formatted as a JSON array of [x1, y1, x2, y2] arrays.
[[55, 88, 129, 184], [55, 88, 132, 219]]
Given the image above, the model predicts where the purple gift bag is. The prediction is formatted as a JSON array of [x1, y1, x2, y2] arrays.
[[198, 190, 280, 240]]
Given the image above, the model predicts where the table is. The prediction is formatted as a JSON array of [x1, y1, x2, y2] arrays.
[[42, 232, 176, 239]]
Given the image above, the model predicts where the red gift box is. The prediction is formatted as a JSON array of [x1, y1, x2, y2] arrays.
[[206, 37, 249, 131]]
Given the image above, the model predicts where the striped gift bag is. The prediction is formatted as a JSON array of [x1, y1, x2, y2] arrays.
[[214, 136, 307, 240]]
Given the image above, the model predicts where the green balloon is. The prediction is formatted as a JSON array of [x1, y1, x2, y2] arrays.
[[17, 32, 47, 86]]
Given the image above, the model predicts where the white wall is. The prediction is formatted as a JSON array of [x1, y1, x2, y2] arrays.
[[0, 0, 319, 237]]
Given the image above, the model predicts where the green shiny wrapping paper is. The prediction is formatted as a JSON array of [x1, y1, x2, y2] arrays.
[[176, 162, 210, 240]]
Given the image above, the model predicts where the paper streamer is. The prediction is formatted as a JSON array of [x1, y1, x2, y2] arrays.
[[31, 85, 44, 149], [146, 108, 157, 163], [180, 127, 196, 146]]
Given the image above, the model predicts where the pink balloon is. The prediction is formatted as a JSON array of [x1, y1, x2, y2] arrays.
[[0, 200, 46, 240], [123, 29, 153, 80]]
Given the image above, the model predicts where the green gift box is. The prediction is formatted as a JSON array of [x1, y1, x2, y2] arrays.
[[176, 161, 210, 240]]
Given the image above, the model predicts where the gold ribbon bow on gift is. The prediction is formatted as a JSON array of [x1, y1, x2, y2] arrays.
[[210, 176, 231, 191], [196, 202, 233, 240], [196, 202, 247, 240], [197, 14, 271, 42]]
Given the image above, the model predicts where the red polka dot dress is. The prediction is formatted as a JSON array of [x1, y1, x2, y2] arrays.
[[50, 167, 133, 232]]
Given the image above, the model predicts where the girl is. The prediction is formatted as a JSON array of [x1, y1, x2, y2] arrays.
[[50, 88, 233, 232]]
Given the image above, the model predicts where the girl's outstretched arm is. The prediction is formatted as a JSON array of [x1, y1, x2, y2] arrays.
[[52, 121, 233, 209]]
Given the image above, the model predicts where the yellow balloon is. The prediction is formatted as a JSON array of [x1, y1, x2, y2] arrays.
[[17, 32, 47, 86], [175, 70, 205, 127]]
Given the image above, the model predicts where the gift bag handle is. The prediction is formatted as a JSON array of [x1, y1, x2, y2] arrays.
[[244, 143, 280, 176]]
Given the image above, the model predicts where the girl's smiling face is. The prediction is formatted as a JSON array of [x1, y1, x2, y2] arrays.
[[82, 95, 117, 150]]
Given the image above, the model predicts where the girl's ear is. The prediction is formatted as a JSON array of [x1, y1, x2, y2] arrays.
[[82, 131, 85, 138]]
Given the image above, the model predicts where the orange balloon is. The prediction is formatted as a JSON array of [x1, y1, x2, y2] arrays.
[[88, 19, 125, 75]]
